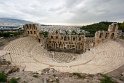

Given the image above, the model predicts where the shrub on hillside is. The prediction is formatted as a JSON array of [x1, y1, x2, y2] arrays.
[[72, 73, 83, 79], [0, 72, 7, 82], [100, 74, 115, 83], [9, 78, 18, 83]]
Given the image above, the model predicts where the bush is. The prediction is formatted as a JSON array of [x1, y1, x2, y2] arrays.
[[42, 31, 49, 38], [72, 73, 83, 79], [100, 75, 115, 83], [10, 78, 18, 83], [0, 32, 20, 37], [33, 74, 38, 78], [0, 72, 7, 82], [120, 35, 124, 39]]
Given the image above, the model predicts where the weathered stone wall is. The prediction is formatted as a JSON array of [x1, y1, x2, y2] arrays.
[[23, 24, 43, 43], [46, 31, 86, 53], [23, 24, 39, 37], [94, 23, 118, 46], [23, 23, 119, 53]]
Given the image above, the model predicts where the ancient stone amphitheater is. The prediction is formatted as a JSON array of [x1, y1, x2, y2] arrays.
[[2, 36, 124, 74]]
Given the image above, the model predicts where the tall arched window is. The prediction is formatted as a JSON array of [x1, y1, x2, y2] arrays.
[[64, 36, 67, 41], [30, 31, 32, 34], [99, 33, 103, 38], [34, 31, 36, 34], [27, 31, 29, 34], [73, 37, 75, 41], [111, 33, 114, 39]]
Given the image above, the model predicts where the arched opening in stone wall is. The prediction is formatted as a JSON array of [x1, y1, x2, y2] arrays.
[[79, 37, 81, 41], [113, 24, 116, 32], [27, 31, 29, 34], [56, 31, 58, 34], [38, 39, 40, 42], [105, 33, 108, 38], [30, 31, 32, 34], [99, 33, 103, 38], [73, 37, 75, 41], [56, 36, 58, 39], [51, 36, 53, 39], [110, 33, 115, 39], [34, 31, 36, 34]]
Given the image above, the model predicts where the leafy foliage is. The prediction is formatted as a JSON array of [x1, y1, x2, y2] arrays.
[[41, 31, 49, 38], [9, 78, 18, 83], [118, 21, 124, 31], [72, 73, 83, 79], [100, 74, 115, 83], [0, 32, 21, 37], [71, 30, 77, 35], [0, 72, 7, 82], [80, 21, 112, 36], [80, 21, 124, 37]]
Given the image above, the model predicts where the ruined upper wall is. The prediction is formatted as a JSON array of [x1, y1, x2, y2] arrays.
[[23, 24, 40, 37], [108, 23, 118, 32], [22, 23, 119, 53], [95, 23, 119, 46]]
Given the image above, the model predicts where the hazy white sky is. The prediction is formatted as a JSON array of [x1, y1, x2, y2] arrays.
[[0, 0, 124, 25]]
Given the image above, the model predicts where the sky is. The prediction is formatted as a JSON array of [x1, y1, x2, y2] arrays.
[[0, 0, 124, 25]]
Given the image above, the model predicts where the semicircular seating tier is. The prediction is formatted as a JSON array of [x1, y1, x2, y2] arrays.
[[3, 37, 124, 74]]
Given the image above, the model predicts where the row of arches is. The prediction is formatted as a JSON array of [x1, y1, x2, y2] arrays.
[[24, 24, 37, 30], [27, 31, 36, 34], [50, 35, 85, 41], [96, 31, 116, 40], [48, 41, 84, 49]]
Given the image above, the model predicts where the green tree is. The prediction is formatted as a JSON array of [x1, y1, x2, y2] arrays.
[[65, 30, 69, 35], [71, 30, 77, 35], [80, 21, 113, 36], [41, 31, 49, 38], [119, 22, 124, 31]]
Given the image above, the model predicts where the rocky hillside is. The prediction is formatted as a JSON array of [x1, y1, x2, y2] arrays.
[[0, 58, 124, 83]]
